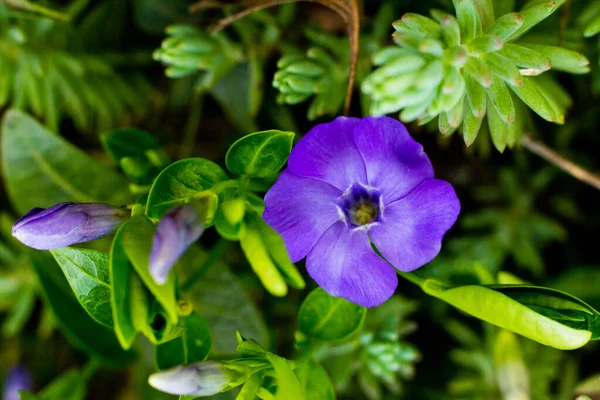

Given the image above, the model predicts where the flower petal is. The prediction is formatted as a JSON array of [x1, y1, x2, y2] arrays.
[[353, 116, 434, 203], [287, 116, 367, 190], [264, 170, 341, 262], [369, 179, 460, 272], [306, 222, 398, 308]]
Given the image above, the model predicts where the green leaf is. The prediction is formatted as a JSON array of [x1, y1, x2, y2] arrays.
[[464, 74, 486, 117], [266, 353, 306, 400], [38, 368, 88, 400], [422, 280, 594, 350], [453, 0, 482, 43], [1, 109, 132, 214], [520, 44, 590, 74], [50, 247, 113, 328], [156, 312, 212, 369], [487, 99, 508, 152], [101, 128, 169, 183], [462, 99, 483, 146], [485, 75, 515, 123], [493, 330, 529, 400], [484, 12, 524, 40], [225, 130, 294, 178], [109, 222, 139, 349], [505, 1, 559, 42], [298, 288, 366, 341], [258, 219, 305, 290], [181, 246, 269, 355], [296, 360, 336, 400], [122, 214, 178, 323], [431, 9, 461, 47], [236, 372, 263, 400], [29, 252, 133, 366], [146, 158, 229, 219], [2, 285, 35, 338], [481, 52, 523, 86], [510, 76, 560, 123], [240, 219, 288, 297], [497, 43, 551, 72]]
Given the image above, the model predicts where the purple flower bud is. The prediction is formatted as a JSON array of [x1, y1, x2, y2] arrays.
[[149, 205, 204, 285], [3, 365, 32, 400], [12, 202, 129, 250], [148, 361, 229, 396]]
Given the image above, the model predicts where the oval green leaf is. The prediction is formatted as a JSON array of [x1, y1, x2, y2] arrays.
[[155, 312, 212, 370], [225, 130, 294, 178], [146, 158, 229, 218], [298, 288, 366, 341], [50, 247, 113, 328]]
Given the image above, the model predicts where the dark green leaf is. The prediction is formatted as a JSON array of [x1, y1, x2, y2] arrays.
[[29, 252, 133, 366], [225, 130, 294, 178], [1, 109, 132, 214], [296, 360, 336, 400], [155, 312, 212, 369], [298, 288, 366, 341], [146, 158, 228, 219]]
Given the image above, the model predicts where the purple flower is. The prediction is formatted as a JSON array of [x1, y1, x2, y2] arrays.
[[12, 203, 129, 250], [3, 365, 32, 400], [263, 116, 460, 307], [149, 205, 204, 284]]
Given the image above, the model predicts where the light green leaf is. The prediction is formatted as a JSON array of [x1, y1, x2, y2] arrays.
[[484, 12, 524, 40], [296, 360, 336, 400], [225, 130, 294, 178], [510, 76, 560, 123], [122, 214, 178, 323], [485, 75, 515, 123], [506, 2, 559, 42], [453, 0, 482, 43], [146, 158, 228, 219], [266, 353, 305, 400], [298, 288, 366, 341], [50, 247, 113, 328], [1, 109, 132, 214], [520, 44, 590, 74], [497, 43, 551, 72], [422, 280, 594, 350]]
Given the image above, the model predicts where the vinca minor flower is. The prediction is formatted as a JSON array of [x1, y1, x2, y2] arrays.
[[264, 116, 460, 307], [12, 202, 128, 250], [149, 205, 205, 284], [3, 365, 32, 400]]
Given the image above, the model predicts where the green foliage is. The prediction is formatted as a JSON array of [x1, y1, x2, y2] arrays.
[[362, 0, 587, 151], [298, 288, 366, 341], [155, 312, 212, 369], [1, 110, 132, 214], [0, 3, 150, 133], [225, 130, 294, 178]]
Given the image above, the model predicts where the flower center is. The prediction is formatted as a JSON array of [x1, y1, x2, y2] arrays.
[[338, 183, 382, 227]]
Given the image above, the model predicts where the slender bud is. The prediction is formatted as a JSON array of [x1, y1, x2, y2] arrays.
[[148, 361, 229, 396], [3, 365, 32, 400], [149, 205, 204, 284], [12, 202, 128, 250]]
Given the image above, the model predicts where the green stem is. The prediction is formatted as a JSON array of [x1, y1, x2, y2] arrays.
[[179, 91, 204, 159], [4, 0, 70, 21], [396, 271, 426, 288], [181, 239, 229, 291], [210, 179, 240, 194]]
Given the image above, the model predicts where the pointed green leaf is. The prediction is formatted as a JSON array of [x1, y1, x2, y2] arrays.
[[506, 2, 559, 41], [484, 12, 524, 40], [520, 44, 590, 74], [462, 100, 483, 146], [431, 9, 461, 47], [485, 76, 515, 123], [481, 52, 523, 86], [466, 34, 503, 54], [486, 98, 508, 152], [50, 247, 113, 328], [464, 57, 493, 87], [226, 130, 295, 178], [465, 74, 487, 117], [498, 43, 551, 72], [453, 0, 482, 43], [509, 76, 559, 123]]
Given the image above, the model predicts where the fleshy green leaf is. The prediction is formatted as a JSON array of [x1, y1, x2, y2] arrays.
[[422, 280, 594, 350], [266, 353, 306, 400], [298, 288, 366, 341], [485, 76, 515, 124], [510, 76, 560, 123], [484, 12, 524, 40], [505, 1, 559, 42], [497, 43, 551, 72], [50, 247, 113, 328], [520, 44, 590, 74], [225, 130, 295, 178], [453, 0, 482, 43]]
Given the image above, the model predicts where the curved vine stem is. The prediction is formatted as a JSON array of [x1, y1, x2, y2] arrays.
[[522, 134, 600, 191]]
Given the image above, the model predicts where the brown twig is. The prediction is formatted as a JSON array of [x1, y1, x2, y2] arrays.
[[522, 134, 600, 190]]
